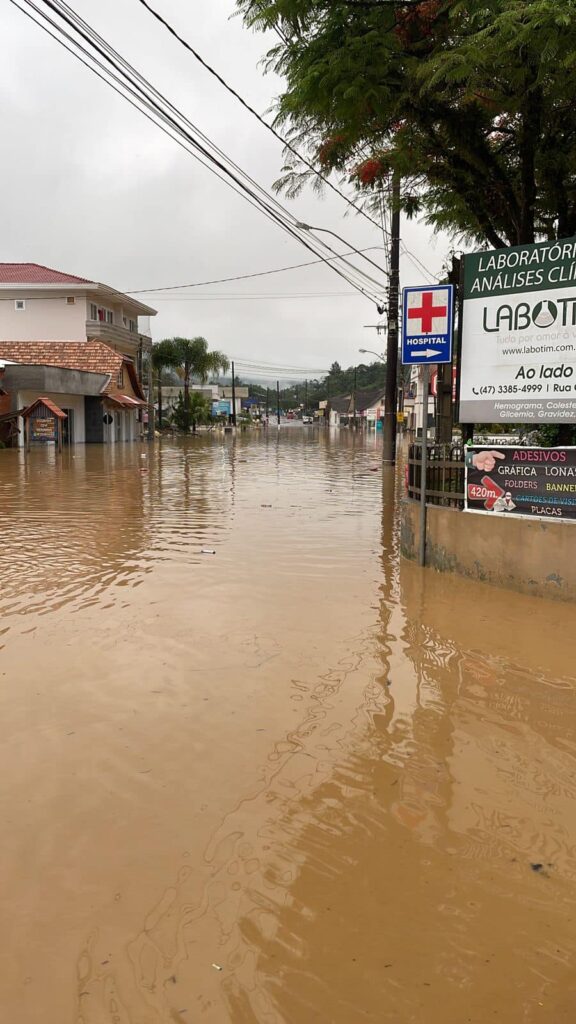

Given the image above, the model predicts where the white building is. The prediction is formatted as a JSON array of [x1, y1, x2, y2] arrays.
[[0, 263, 157, 445], [0, 262, 156, 370], [403, 366, 435, 437]]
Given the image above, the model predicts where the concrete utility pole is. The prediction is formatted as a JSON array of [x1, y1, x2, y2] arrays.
[[435, 254, 460, 444], [231, 361, 237, 427], [276, 380, 281, 428], [382, 170, 401, 464]]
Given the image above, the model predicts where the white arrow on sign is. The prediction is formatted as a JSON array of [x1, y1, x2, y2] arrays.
[[410, 348, 442, 359]]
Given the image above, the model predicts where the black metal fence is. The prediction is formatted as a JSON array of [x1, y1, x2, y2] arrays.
[[407, 442, 465, 509]]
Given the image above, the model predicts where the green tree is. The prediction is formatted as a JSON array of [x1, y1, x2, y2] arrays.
[[151, 338, 180, 428], [237, 0, 576, 246], [170, 337, 230, 409], [172, 391, 212, 433]]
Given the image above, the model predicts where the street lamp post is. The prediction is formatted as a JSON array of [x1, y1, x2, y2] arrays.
[[359, 348, 385, 362]]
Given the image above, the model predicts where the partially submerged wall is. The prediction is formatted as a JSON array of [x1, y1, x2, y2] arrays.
[[401, 500, 576, 602]]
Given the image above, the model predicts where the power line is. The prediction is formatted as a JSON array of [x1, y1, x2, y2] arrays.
[[135, 0, 387, 234], [401, 245, 438, 283], [12, 0, 386, 305], [124, 246, 386, 295], [50, 0, 386, 297], [149, 291, 361, 300]]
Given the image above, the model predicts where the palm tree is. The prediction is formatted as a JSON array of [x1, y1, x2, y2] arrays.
[[173, 391, 211, 433], [151, 339, 179, 428], [170, 337, 229, 410]]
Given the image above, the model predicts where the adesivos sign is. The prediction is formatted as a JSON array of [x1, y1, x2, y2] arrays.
[[459, 237, 576, 423], [465, 446, 576, 520]]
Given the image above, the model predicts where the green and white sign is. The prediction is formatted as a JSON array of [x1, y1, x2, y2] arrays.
[[460, 237, 576, 423]]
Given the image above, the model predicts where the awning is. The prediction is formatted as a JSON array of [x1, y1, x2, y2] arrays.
[[106, 394, 146, 409]]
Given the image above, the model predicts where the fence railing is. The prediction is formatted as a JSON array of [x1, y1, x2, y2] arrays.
[[407, 442, 465, 509]]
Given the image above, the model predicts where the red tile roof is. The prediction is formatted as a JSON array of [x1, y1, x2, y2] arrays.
[[22, 397, 68, 419], [0, 263, 93, 285], [0, 340, 145, 400]]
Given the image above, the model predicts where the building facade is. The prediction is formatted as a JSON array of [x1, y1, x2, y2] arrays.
[[0, 262, 156, 371], [0, 264, 157, 445], [0, 341, 147, 446]]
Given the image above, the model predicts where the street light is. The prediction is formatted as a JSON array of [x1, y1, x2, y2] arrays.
[[295, 223, 388, 282], [359, 348, 385, 362]]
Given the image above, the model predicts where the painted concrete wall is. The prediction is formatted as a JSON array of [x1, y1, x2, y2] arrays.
[[401, 499, 576, 602], [0, 296, 88, 340], [104, 408, 139, 444], [0, 294, 144, 345]]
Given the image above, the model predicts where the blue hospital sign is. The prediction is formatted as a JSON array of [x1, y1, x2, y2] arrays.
[[402, 284, 454, 365]]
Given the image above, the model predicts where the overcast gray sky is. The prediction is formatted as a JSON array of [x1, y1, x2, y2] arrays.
[[1, 0, 451, 376]]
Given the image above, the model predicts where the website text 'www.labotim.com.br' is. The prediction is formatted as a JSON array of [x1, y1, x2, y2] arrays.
[[501, 342, 575, 356]]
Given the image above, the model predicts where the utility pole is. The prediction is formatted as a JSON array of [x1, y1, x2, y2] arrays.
[[305, 379, 308, 415], [353, 366, 357, 429], [231, 360, 237, 427], [435, 254, 460, 444], [276, 380, 281, 428], [265, 386, 269, 424], [382, 170, 401, 464]]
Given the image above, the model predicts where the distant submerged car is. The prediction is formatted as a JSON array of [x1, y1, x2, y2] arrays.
[[302, 415, 314, 424]]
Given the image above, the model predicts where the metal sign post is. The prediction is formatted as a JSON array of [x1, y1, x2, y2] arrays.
[[401, 284, 454, 569], [419, 364, 430, 567]]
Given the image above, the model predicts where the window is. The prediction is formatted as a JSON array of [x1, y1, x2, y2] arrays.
[[123, 316, 127, 328], [128, 319, 137, 333], [66, 296, 75, 305], [117, 367, 124, 388], [90, 303, 115, 325], [14, 299, 25, 312]]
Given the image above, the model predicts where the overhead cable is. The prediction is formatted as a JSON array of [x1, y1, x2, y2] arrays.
[[124, 246, 386, 295], [135, 0, 389, 234], [11, 0, 386, 304]]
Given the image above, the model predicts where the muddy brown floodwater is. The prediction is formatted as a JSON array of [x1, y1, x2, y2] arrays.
[[1, 431, 576, 1024]]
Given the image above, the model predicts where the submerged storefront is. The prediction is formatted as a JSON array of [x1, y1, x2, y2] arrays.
[[0, 340, 147, 446]]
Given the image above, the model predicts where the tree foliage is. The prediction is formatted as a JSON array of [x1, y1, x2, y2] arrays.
[[246, 359, 386, 406], [237, 0, 576, 246], [170, 337, 229, 408], [151, 338, 181, 428], [172, 391, 212, 433]]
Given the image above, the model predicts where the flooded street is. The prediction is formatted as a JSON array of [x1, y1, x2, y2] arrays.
[[1, 431, 576, 1024]]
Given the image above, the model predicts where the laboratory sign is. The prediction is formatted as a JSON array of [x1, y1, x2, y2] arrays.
[[459, 237, 576, 423], [465, 446, 576, 520]]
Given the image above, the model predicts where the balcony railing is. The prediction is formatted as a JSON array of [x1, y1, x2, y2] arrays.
[[86, 321, 150, 351]]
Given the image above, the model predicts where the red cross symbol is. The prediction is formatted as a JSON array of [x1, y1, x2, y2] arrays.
[[408, 291, 447, 333]]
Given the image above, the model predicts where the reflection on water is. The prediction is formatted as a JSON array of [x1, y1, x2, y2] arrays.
[[1, 432, 575, 1024]]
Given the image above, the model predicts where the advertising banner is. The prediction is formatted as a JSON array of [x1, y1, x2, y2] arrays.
[[460, 238, 576, 423], [212, 400, 231, 417], [30, 417, 56, 442], [465, 446, 576, 520]]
